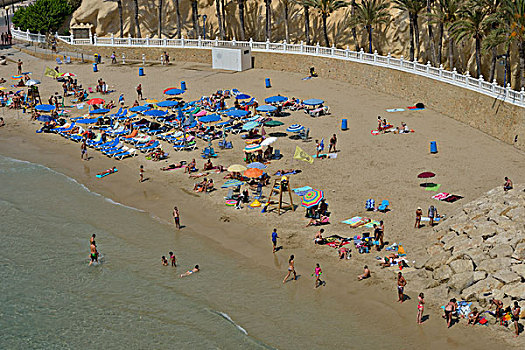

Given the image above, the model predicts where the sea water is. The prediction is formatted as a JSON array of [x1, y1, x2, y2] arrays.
[[0, 155, 383, 349]]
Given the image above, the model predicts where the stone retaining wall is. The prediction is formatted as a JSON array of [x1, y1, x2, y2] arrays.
[[57, 42, 525, 151]]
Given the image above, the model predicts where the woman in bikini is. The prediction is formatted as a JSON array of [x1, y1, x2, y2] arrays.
[[417, 293, 425, 324], [314, 263, 323, 288], [444, 298, 457, 328], [283, 255, 297, 284], [512, 301, 521, 337]]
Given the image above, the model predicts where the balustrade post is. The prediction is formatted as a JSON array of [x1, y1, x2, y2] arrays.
[[128, 34, 132, 46], [26, 29, 29, 41], [198, 36, 202, 47], [345, 45, 349, 58], [452, 68, 457, 81], [465, 71, 470, 87], [284, 40, 287, 52], [426, 61, 431, 74], [331, 45, 335, 56], [373, 50, 378, 63], [506, 83, 511, 98], [215, 37, 219, 46], [93, 34, 97, 45], [163, 38, 167, 46], [122, 53, 125, 64], [439, 64, 443, 78], [520, 88, 525, 104], [400, 55, 404, 68], [387, 53, 391, 65], [316, 43, 320, 55], [249, 38, 253, 49], [300, 41, 304, 53], [111, 33, 114, 45], [359, 49, 364, 61], [266, 39, 270, 50], [70, 33, 74, 44], [181, 35, 185, 47], [478, 75, 484, 90], [232, 37, 236, 46], [146, 35, 150, 46], [492, 79, 498, 93]]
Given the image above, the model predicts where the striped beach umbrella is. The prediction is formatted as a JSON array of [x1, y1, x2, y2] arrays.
[[242, 121, 260, 130], [60, 72, 76, 77], [246, 162, 267, 169], [244, 144, 263, 153], [286, 124, 304, 133], [301, 189, 324, 208], [221, 179, 244, 188]]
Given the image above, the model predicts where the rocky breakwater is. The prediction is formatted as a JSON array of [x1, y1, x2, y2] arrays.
[[415, 184, 525, 307]]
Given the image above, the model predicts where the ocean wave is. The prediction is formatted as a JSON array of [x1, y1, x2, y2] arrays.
[[0, 155, 144, 212], [210, 310, 248, 335]]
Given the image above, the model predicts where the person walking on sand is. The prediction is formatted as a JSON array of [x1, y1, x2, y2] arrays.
[[80, 140, 88, 160], [272, 228, 279, 253], [314, 263, 324, 288], [512, 301, 521, 337], [169, 251, 177, 266], [17, 59, 22, 75], [315, 139, 321, 158], [139, 165, 144, 182], [283, 255, 297, 283], [417, 292, 425, 324], [111, 51, 117, 64], [329, 134, 337, 153], [428, 205, 437, 227], [415, 207, 423, 228], [397, 272, 406, 303], [173, 206, 180, 230], [136, 84, 143, 100], [504, 177, 513, 192]]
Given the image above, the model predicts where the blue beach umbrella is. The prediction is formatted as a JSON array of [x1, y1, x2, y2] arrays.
[[226, 109, 249, 118], [164, 88, 185, 96], [216, 120, 232, 127], [89, 108, 110, 114], [265, 95, 288, 104], [199, 114, 222, 123], [130, 105, 150, 112], [286, 124, 304, 133], [303, 98, 324, 106], [144, 109, 167, 117], [37, 115, 53, 122], [247, 162, 267, 169], [235, 93, 251, 100], [256, 105, 277, 113], [35, 104, 56, 112], [76, 117, 100, 124], [242, 121, 260, 130], [157, 100, 179, 108]]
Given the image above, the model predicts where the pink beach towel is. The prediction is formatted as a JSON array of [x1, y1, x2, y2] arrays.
[[432, 192, 450, 200]]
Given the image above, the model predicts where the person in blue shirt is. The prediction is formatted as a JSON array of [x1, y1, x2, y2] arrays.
[[272, 228, 279, 253]]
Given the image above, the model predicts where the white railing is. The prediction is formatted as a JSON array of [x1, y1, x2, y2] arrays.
[[11, 27, 525, 108]]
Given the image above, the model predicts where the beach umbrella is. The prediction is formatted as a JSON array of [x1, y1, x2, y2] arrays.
[[265, 95, 288, 104], [227, 164, 247, 172], [301, 189, 324, 208], [87, 98, 105, 105], [244, 168, 264, 178], [60, 72, 76, 77], [261, 136, 277, 147], [25, 79, 41, 86], [244, 144, 263, 153], [11, 75, 23, 79], [199, 114, 222, 123], [216, 120, 232, 127], [130, 105, 150, 112], [226, 109, 249, 118], [37, 115, 53, 122], [286, 124, 304, 133], [143, 109, 167, 117], [303, 98, 324, 106], [256, 105, 277, 113], [264, 120, 284, 127], [35, 104, 56, 112], [89, 108, 110, 114], [417, 172, 436, 178], [221, 179, 244, 188], [157, 100, 178, 108], [145, 99, 159, 104], [247, 162, 267, 169], [164, 88, 185, 96], [235, 93, 251, 100], [76, 117, 100, 124], [242, 121, 260, 130]]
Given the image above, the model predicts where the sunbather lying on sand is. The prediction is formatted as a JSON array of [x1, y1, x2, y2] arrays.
[[306, 215, 329, 227], [189, 172, 209, 179], [161, 161, 185, 171], [274, 169, 298, 175]]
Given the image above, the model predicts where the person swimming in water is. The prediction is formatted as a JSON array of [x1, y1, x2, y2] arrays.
[[180, 265, 200, 278], [89, 239, 98, 266]]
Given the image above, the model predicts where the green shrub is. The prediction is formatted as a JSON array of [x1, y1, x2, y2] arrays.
[[12, 0, 73, 34]]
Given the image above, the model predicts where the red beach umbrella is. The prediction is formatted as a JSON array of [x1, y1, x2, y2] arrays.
[[244, 168, 264, 178], [87, 98, 105, 105], [417, 172, 435, 179]]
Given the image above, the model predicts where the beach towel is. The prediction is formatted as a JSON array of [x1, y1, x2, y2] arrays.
[[407, 106, 425, 110], [386, 108, 405, 112], [293, 186, 312, 196], [420, 216, 442, 222], [311, 153, 337, 159], [96, 168, 118, 178], [432, 192, 450, 201], [443, 195, 463, 203], [225, 200, 236, 206], [302, 76, 312, 80], [371, 130, 380, 135], [363, 220, 380, 228], [326, 241, 350, 248], [276, 170, 301, 176], [76, 103, 85, 110], [342, 217, 371, 228], [424, 184, 442, 192]]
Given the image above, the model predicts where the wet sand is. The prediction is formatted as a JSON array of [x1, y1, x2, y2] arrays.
[[1, 48, 524, 348]]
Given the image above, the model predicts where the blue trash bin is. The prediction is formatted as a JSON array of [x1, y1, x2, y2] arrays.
[[265, 78, 271, 88], [181, 81, 187, 90], [430, 141, 438, 154], [341, 119, 348, 130], [92, 63, 98, 72], [139, 67, 144, 76]]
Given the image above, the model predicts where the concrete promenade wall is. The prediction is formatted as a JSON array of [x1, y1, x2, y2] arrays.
[[58, 42, 525, 151]]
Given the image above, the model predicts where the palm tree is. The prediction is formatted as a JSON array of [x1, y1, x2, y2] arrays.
[[238, 0, 246, 40], [216, 0, 225, 39], [393, 0, 426, 61], [428, 0, 459, 69], [352, 0, 390, 53], [294, 0, 311, 44], [500, 0, 525, 88], [174, 0, 182, 39], [221, 0, 227, 38], [191, 0, 200, 38], [265, 0, 272, 41], [133, 0, 141, 38], [281, 0, 292, 42], [115, 0, 123, 38], [307, 0, 348, 47], [351, 0, 359, 50], [481, 0, 502, 81], [158, 0, 163, 38], [426, 0, 437, 65]]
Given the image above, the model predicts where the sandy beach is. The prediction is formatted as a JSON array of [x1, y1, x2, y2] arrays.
[[1, 47, 524, 348]]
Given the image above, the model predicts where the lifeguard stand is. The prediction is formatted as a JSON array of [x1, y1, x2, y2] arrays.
[[266, 176, 295, 215]]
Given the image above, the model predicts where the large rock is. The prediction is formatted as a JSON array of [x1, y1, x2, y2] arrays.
[[449, 258, 474, 274], [424, 285, 449, 301], [476, 258, 512, 273], [448, 272, 474, 293], [461, 277, 503, 301], [433, 265, 453, 282], [424, 250, 452, 271], [468, 222, 498, 240], [501, 282, 525, 300], [513, 242, 525, 261], [463, 249, 490, 268], [492, 270, 521, 284], [488, 244, 514, 258], [510, 264, 525, 280]]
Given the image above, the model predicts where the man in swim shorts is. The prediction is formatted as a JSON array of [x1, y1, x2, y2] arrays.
[[180, 265, 199, 278], [89, 240, 98, 266], [397, 272, 406, 303], [173, 206, 180, 230]]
